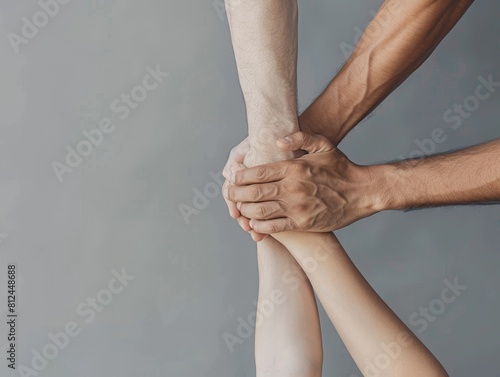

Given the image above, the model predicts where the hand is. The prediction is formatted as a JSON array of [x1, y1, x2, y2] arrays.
[[226, 132, 387, 233], [222, 138, 268, 241]]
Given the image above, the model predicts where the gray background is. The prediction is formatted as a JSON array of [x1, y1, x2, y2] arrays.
[[0, 0, 499, 376]]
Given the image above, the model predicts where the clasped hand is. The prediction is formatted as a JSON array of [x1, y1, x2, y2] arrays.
[[222, 131, 385, 241]]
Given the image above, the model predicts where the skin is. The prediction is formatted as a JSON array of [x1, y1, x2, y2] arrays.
[[228, 132, 383, 233], [225, 1, 323, 376], [223, 0, 474, 239], [224, 0, 455, 375], [227, 134, 500, 233], [254, 237, 323, 377]]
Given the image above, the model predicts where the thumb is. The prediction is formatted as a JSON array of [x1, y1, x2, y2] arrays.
[[277, 131, 334, 154]]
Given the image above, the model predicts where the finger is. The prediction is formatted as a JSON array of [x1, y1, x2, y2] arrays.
[[277, 131, 334, 154], [231, 162, 246, 173], [237, 216, 252, 232], [223, 153, 240, 180], [227, 182, 280, 203], [222, 180, 240, 218], [223, 141, 249, 179], [224, 196, 240, 218], [250, 230, 269, 242], [239, 201, 285, 220], [231, 162, 287, 185], [223, 164, 247, 218], [249, 218, 296, 234]]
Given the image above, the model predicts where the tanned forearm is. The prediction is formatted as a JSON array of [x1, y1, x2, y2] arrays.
[[300, 0, 473, 145], [377, 138, 500, 211]]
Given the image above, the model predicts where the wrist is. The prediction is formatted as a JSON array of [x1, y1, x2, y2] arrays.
[[245, 132, 300, 168], [248, 114, 299, 146], [299, 100, 340, 144], [370, 162, 413, 212], [245, 89, 298, 128], [366, 163, 404, 213]]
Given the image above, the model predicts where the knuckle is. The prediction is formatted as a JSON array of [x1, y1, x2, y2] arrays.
[[256, 205, 267, 218], [249, 186, 261, 201], [276, 201, 286, 213], [268, 223, 280, 234], [255, 166, 267, 180], [270, 183, 281, 199], [295, 131, 306, 142]]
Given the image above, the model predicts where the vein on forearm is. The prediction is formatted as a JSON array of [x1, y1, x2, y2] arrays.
[[303, 0, 473, 144]]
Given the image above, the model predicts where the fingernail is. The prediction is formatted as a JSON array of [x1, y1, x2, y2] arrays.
[[230, 172, 236, 184], [236, 202, 241, 210], [249, 219, 254, 228], [280, 136, 293, 144]]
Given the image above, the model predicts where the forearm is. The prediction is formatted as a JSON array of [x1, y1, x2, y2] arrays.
[[273, 232, 448, 376], [226, 3, 323, 375], [377, 138, 500, 210], [225, 0, 300, 152], [300, 0, 473, 145], [255, 238, 322, 377], [226, 2, 447, 373]]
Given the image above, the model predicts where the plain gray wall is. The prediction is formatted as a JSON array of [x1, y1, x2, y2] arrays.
[[0, 0, 498, 376]]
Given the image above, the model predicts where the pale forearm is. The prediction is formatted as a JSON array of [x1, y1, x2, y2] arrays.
[[273, 232, 448, 377], [225, 0, 300, 150], [255, 238, 323, 377], [378, 138, 500, 210], [226, 3, 323, 375], [300, 0, 473, 145]]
